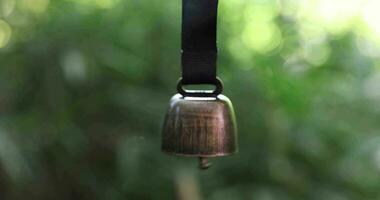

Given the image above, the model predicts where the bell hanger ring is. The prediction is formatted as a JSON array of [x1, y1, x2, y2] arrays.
[[176, 77, 224, 97]]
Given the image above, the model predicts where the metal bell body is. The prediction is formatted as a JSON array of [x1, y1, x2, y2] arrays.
[[162, 94, 237, 157]]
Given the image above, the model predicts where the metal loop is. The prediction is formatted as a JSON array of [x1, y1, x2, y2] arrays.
[[177, 77, 223, 97]]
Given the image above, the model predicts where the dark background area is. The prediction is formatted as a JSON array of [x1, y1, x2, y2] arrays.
[[1, 0, 380, 199]]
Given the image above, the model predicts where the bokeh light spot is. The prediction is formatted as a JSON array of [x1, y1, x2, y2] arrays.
[[61, 50, 87, 83], [242, 22, 282, 54], [364, 72, 380, 102], [95, 0, 119, 9], [362, 0, 380, 37], [0, 0, 15, 17], [302, 39, 331, 66], [356, 36, 380, 58], [72, 0, 120, 9], [244, 2, 279, 23], [0, 19, 11, 48], [20, 0, 50, 13]]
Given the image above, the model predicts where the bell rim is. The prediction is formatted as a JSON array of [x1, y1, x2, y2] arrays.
[[162, 149, 238, 158]]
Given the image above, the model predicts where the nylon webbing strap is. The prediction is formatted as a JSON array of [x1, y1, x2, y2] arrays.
[[181, 0, 218, 85]]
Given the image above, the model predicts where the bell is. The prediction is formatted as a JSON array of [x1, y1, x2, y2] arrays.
[[162, 78, 238, 169]]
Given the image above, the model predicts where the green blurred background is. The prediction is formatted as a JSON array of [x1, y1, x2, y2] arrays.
[[1, 0, 380, 199]]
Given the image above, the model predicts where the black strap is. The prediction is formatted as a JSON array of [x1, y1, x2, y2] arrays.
[[181, 0, 218, 85]]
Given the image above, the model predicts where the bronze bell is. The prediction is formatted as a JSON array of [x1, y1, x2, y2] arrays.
[[162, 78, 238, 169]]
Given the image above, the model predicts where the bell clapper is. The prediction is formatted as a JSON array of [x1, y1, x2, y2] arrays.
[[199, 157, 211, 170]]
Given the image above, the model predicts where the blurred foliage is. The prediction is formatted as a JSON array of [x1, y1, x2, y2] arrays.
[[1, 0, 380, 199]]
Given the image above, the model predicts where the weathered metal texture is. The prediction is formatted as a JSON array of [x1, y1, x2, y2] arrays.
[[162, 94, 237, 157]]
